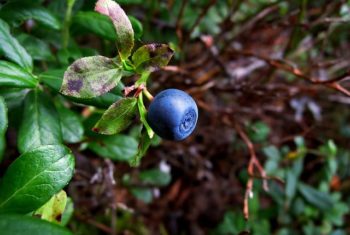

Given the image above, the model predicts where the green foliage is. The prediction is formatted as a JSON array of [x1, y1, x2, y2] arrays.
[[60, 56, 122, 98], [0, 214, 72, 235], [247, 121, 270, 143], [0, 1, 61, 30], [0, 97, 7, 162], [18, 90, 62, 154], [137, 93, 154, 138], [123, 167, 172, 203], [17, 34, 54, 61], [55, 98, 84, 143], [72, 11, 117, 40], [34, 190, 68, 224], [93, 97, 138, 135], [130, 129, 152, 167], [88, 135, 138, 161], [0, 19, 33, 71], [0, 60, 38, 88], [95, 0, 134, 60], [1, 0, 349, 234], [0, 145, 74, 214], [132, 44, 174, 74], [217, 138, 350, 235]]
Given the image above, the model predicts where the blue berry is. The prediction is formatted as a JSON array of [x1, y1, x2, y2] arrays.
[[147, 89, 198, 141]]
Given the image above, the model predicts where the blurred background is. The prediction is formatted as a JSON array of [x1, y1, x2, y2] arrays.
[[1, 0, 350, 234]]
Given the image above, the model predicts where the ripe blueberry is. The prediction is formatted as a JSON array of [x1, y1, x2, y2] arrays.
[[147, 89, 198, 141]]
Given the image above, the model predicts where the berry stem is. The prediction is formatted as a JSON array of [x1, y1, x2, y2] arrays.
[[143, 88, 154, 101]]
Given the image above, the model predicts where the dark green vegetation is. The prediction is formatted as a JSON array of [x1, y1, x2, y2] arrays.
[[0, 0, 350, 234]]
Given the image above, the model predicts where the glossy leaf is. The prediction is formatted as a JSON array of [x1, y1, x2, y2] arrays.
[[0, 60, 38, 88], [18, 90, 62, 154], [0, 214, 72, 235], [88, 135, 138, 161], [0, 97, 8, 162], [128, 16, 143, 40], [34, 190, 67, 224], [132, 44, 174, 73], [60, 56, 122, 98], [40, 69, 122, 108], [137, 93, 154, 138], [55, 99, 84, 143], [0, 145, 75, 214], [0, 2, 61, 30], [298, 183, 334, 210], [17, 34, 54, 61], [72, 11, 116, 40], [95, 0, 134, 59], [0, 19, 33, 71], [93, 97, 138, 135]]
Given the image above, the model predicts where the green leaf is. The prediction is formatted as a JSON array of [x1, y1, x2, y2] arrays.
[[132, 44, 174, 73], [60, 56, 122, 98], [286, 170, 298, 201], [0, 19, 33, 71], [72, 11, 116, 40], [212, 211, 246, 235], [17, 34, 54, 61], [137, 93, 154, 138], [34, 190, 67, 224], [95, 0, 134, 60], [93, 97, 138, 135], [130, 129, 152, 167], [0, 145, 75, 214], [18, 90, 62, 154], [128, 16, 143, 40], [88, 135, 138, 161], [55, 99, 84, 143], [247, 121, 270, 142], [262, 145, 280, 161], [0, 1, 61, 30], [0, 214, 72, 235], [286, 158, 304, 203], [139, 169, 171, 186], [40, 69, 122, 108], [298, 183, 334, 211], [61, 197, 74, 226], [130, 187, 153, 204], [0, 60, 38, 88], [0, 96, 8, 162]]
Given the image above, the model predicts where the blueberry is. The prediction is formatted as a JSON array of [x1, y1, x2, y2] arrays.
[[147, 89, 198, 141]]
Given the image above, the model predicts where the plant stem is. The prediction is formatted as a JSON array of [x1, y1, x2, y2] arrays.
[[62, 0, 76, 49], [143, 88, 154, 101], [135, 72, 150, 86]]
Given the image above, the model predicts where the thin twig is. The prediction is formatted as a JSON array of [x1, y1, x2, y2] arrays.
[[234, 123, 269, 220], [231, 49, 350, 97]]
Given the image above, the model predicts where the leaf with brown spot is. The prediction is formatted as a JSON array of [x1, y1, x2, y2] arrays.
[[132, 44, 174, 74], [93, 97, 138, 135], [60, 56, 122, 98], [95, 0, 134, 60], [34, 190, 68, 224]]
